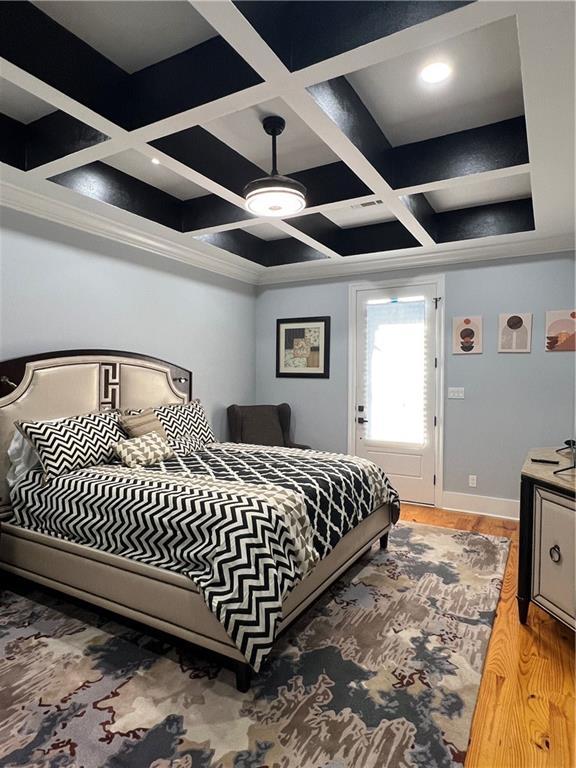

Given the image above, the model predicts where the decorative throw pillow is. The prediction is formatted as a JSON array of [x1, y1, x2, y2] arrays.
[[120, 409, 167, 439], [115, 432, 174, 468], [17, 411, 125, 482], [154, 400, 215, 447]]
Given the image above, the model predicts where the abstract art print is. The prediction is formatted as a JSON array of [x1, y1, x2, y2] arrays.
[[545, 310, 576, 351], [498, 313, 532, 352], [276, 316, 330, 377], [453, 316, 483, 354]]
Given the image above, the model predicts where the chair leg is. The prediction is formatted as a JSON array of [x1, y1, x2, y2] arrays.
[[235, 662, 252, 692], [380, 533, 389, 550]]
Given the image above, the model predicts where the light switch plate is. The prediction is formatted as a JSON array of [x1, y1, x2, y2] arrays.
[[448, 387, 465, 399]]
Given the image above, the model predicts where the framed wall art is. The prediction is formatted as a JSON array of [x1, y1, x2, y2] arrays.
[[276, 316, 330, 378], [452, 316, 483, 354], [545, 310, 576, 351], [498, 313, 532, 352]]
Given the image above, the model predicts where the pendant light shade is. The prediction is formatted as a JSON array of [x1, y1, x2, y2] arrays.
[[244, 175, 306, 216], [244, 116, 307, 217]]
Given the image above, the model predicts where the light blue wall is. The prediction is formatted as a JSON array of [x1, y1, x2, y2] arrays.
[[443, 257, 574, 499], [0, 208, 256, 439], [256, 279, 352, 451], [1, 207, 573, 501], [255, 253, 575, 500]]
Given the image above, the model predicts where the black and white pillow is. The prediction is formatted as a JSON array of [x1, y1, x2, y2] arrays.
[[154, 400, 215, 448], [17, 411, 125, 482]]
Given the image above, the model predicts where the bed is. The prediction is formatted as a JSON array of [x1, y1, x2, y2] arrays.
[[0, 350, 399, 690]]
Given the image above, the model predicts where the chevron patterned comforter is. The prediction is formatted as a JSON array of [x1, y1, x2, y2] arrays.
[[10, 443, 400, 670]]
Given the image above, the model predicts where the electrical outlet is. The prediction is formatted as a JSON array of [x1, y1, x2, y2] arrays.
[[468, 474, 477, 488], [448, 387, 465, 399]]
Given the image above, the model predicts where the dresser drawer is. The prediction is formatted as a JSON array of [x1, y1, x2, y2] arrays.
[[532, 487, 575, 628]]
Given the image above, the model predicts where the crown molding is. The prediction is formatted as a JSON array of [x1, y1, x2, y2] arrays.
[[0, 181, 261, 285], [257, 232, 575, 284], [1, 180, 573, 288]]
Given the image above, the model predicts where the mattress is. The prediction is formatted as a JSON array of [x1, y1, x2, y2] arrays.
[[9, 443, 400, 669]]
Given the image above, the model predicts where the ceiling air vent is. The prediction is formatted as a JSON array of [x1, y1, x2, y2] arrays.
[[351, 199, 384, 209]]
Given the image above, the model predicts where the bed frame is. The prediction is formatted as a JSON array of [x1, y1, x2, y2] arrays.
[[0, 350, 392, 691]]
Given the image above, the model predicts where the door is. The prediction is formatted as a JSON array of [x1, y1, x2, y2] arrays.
[[354, 283, 438, 504]]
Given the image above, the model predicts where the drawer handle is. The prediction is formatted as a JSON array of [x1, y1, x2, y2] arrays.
[[549, 545, 562, 564]]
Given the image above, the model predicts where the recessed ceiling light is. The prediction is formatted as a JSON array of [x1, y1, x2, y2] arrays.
[[151, 157, 160, 165], [420, 62, 452, 84]]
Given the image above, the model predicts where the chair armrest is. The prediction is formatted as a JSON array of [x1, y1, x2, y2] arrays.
[[278, 403, 309, 449], [227, 405, 242, 442]]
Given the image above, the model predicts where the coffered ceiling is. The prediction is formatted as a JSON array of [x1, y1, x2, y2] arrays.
[[103, 149, 208, 201], [0, 0, 574, 285], [33, 1, 217, 74], [347, 16, 525, 145], [0, 78, 55, 124], [205, 97, 339, 174]]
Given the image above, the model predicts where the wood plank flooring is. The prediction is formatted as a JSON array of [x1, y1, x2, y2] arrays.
[[400, 504, 575, 768]]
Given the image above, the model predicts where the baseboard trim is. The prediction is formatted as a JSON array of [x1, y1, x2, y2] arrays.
[[440, 491, 520, 520]]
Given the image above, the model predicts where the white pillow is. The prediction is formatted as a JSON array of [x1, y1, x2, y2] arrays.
[[7, 428, 40, 487]]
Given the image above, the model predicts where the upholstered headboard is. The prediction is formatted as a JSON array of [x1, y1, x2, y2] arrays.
[[0, 350, 192, 517]]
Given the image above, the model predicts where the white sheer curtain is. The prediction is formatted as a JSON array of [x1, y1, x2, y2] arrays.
[[364, 297, 427, 445]]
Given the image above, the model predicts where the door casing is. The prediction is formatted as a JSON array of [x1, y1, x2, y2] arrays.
[[348, 274, 445, 507]]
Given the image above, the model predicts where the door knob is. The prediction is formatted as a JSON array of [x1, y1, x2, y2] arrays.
[[357, 417, 369, 424]]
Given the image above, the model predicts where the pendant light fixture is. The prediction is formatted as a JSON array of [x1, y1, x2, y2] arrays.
[[244, 116, 307, 217]]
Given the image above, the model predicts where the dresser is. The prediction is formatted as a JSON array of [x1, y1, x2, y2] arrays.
[[517, 448, 575, 629]]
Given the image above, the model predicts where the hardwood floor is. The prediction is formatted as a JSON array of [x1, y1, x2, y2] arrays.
[[400, 504, 575, 768]]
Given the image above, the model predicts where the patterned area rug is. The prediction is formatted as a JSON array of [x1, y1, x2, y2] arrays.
[[0, 522, 509, 768]]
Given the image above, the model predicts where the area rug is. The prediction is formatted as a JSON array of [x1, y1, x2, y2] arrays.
[[0, 522, 510, 768]]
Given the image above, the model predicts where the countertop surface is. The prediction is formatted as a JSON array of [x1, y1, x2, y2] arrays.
[[522, 447, 576, 494]]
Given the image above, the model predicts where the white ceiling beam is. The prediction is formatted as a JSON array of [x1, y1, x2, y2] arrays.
[[130, 81, 276, 144], [393, 164, 531, 198], [298, 193, 380, 216], [135, 143, 245, 208], [272, 220, 343, 260], [190, 0, 290, 83], [180, 194, 384, 237], [0, 58, 127, 139], [283, 89, 436, 247], [25, 138, 130, 179], [185, 219, 260, 238]]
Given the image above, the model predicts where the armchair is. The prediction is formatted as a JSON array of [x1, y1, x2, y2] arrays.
[[227, 403, 310, 449]]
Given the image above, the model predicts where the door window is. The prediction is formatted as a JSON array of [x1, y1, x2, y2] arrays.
[[364, 296, 427, 445]]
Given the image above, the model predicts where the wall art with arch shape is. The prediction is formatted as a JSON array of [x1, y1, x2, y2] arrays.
[[452, 316, 483, 354], [498, 313, 532, 353], [545, 310, 576, 351]]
